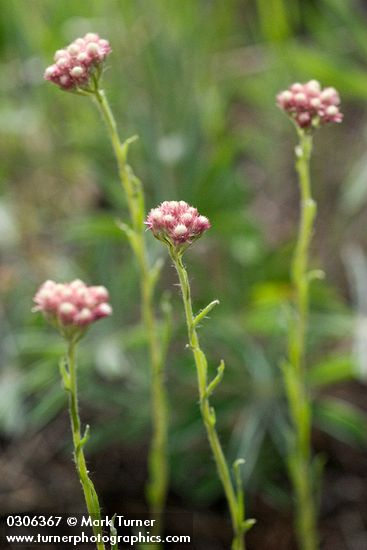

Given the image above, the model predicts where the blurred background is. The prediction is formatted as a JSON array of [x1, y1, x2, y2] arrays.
[[1, 0, 367, 548]]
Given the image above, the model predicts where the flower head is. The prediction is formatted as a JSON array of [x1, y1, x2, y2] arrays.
[[145, 201, 211, 250], [277, 80, 343, 129], [44, 33, 111, 91], [33, 279, 112, 338]]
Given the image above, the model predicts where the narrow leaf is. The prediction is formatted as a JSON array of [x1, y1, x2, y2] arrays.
[[242, 519, 256, 532], [120, 134, 139, 162], [110, 514, 118, 550], [206, 360, 225, 397], [308, 355, 355, 388], [149, 257, 164, 291], [314, 398, 367, 447], [59, 358, 70, 391], [193, 300, 220, 327], [233, 458, 245, 522]]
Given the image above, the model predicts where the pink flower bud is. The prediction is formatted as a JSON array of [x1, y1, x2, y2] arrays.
[[90, 286, 109, 304], [305, 80, 321, 94], [70, 279, 85, 289], [59, 75, 72, 88], [163, 214, 175, 225], [146, 200, 211, 248], [58, 302, 77, 324], [44, 65, 58, 78], [74, 308, 93, 326], [67, 44, 80, 57], [294, 92, 307, 106], [297, 112, 312, 128], [54, 49, 67, 61], [320, 87, 339, 104], [181, 213, 193, 225], [326, 105, 338, 116], [33, 279, 112, 334], [70, 66, 85, 79], [290, 83, 303, 93], [197, 215, 210, 227], [277, 90, 293, 108], [276, 81, 343, 129], [85, 32, 100, 42], [44, 32, 112, 91], [86, 42, 100, 57], [77, 52, 89, 63], [173, 224, 188, 237], [94, 303, 113, 319], [310, 97, 321, 109]]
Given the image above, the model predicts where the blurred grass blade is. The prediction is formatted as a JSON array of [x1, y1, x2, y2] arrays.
[[308, 355, 356, 388], [314, 398, 367, 447]]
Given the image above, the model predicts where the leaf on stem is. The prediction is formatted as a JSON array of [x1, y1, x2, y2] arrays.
[[233, 457, 245, 479], [149, 257, 164, 291], [59, 358, 70, 391], [242, 518, 256, 533], [208, 406, 216, 426], [89, 480, 103, 520], [307, 269, 325, 282], [193, 300, 220, 328], [109, 514, 118, 550], [205, 360, 225, 398], [233, 458, 245, 523], [159, 292, 173, 365], [116, 219, 140, 254], [81, 424, 90, 447], [120, 135, 139, 163], [76, 424, 90, 455]]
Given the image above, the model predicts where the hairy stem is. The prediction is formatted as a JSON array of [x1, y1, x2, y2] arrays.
[[286, 130, 318, 550], [65, 340, 106, 550], [91, 86, 168, 537], [170, 249, 246, 550]]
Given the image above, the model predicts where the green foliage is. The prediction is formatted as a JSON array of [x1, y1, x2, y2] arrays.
[[0, 0, 366, 513], [314, 398, 367, 447]]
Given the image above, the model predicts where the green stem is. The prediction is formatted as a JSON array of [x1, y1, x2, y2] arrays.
[[170, 249, 246, 550], [287, 130, 318, 550], [65, 340, 106, 550], [91, 86, 168, 537]]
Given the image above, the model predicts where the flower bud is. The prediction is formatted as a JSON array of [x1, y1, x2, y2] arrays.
[[44, 32, 112, 91], [276, 81, 343, 129], [33, 279, 112, 336], [58, 302, 77, 324], [146, 200, 211, 250]]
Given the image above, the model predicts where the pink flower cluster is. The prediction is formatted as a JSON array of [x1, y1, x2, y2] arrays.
[[33, 279, 112, 329], [145, 201, 211, 247], [277, 80, 343, 129], [44, 33, 111, 90]]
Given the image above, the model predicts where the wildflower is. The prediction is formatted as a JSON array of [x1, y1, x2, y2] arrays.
[[276, 80, 343, 129], [145, 201, 210, 250], [44, 33, 111, 91], [33, 279, 112, 335], [33, 279, 112, 535]]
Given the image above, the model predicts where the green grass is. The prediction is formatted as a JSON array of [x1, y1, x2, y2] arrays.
[[1, 0, 367, 513]]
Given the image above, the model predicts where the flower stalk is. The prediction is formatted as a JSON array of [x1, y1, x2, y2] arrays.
[[168, 246, 252, 550], [33, 279, 114, 550], [284, 129, 318, 550], [145, 200, 254, 548], [61, 339, 106, 550], [277, 80, 343, 550], [90, 79, 169, 533]]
